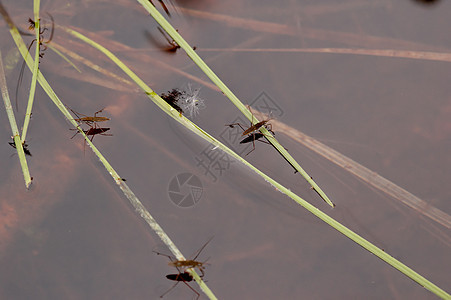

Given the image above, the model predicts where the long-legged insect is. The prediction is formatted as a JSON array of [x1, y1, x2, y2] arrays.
[[15, 13, 54, 111], [160, 271, 200, 299], [153, 237, 212, 277], [145, 27, 180, 54], [67, 106, 110, 127], [68, 107, 111, 153], [154, 238, 212, 299], [27, 13, 55, 57], [146, 27, 197, 54], [226, 106, 274, 155], [149, 0, 171, 17], [157, 27, 180, 53]]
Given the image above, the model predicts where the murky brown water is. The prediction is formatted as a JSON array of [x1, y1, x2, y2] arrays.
[[0, 0, 450, 299]]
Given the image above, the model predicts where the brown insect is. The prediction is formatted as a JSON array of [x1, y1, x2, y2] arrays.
[[148, 0, 171, 17], [15, 13, 54, 111], [145, 27, 180, 54], [71, 108, 110, 127], [154, 237, 212, 298], [68, 107, 112, 153], [158, 27, 180, 53], [146, 27, 197, 54], [154, 237, 212, 277], [27, 12, 55, 57], [226, 106, 274, 155]]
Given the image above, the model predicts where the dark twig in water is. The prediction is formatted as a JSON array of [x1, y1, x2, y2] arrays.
[[145, 27, 180, 54], [148, 0, 171, 17], [160, 88, 184, 114], [9, 141, 32, 156]]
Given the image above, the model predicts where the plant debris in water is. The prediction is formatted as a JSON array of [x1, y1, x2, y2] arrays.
[[160, 85, 205, 117], [160, 88, 184, 114], [180, 84, 205, 118], [9, 141, 32, 156]]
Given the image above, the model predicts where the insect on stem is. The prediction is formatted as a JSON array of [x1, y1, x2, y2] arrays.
[[226, 105, 275, 155], [15, 13, 55, 111], [153, 237, 213, 299], [67, 106, 112, 154]]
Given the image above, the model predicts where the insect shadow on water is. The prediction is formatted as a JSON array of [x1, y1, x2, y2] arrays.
[[15, 12, 55, 111], [226, 105, 275, 156], [71, 127, 112, 141], [161, 271, 200, 299], [226, 107, 300, 174], [153, 237, 213, 299]]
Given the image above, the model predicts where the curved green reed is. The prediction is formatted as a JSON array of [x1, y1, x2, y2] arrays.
[[0, 50, 32, 188], [2, 2, 449, 297], [5, 11, 218, 300], [62, 25, 449, 299], [136, 0, 334, 208], [21, 0, 40, 144]]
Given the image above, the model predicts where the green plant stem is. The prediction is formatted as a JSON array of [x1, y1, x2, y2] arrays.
[[21, 0, 40, 143], [0, 50, 32, 188], [5, 13, 218, 300], [61, 25, 450, 299], [136, 0, 334, 207]]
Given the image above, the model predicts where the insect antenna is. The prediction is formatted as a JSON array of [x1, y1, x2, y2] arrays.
[[191, 236, 214, 261], [15, 39, 41, 111]]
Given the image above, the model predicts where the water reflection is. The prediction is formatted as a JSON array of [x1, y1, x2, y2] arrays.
[[1, 0, 450, 299], [411, 0, 442, 6]]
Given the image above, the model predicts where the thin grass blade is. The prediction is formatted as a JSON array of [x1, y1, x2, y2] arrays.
[[61, 26, 450, 299], [0, 50, 32, 188], [21, 0, 41, 143], [5, 13, 218, 300], [136, 0, 334, 207]]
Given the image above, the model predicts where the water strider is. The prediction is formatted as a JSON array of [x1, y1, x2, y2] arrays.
[[226, 105, 275, 155], [154, 237, 213, 298], [67, 106, 112, 153], [68, 107, 110, 127], [145, 27, 180, 54], [148, 0, 171, 17], [153, 237, 212, 277]]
